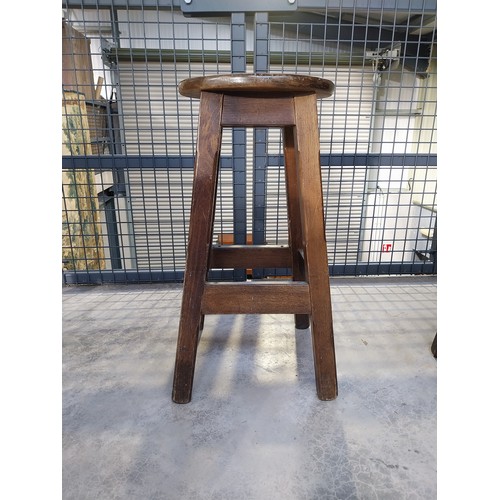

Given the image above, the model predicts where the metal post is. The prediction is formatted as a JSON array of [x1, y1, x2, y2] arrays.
[[231, 12, 247, 280], [252, 12, 269, 278]]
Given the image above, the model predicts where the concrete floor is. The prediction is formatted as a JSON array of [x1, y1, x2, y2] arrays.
[[62, 276, 437, 499]]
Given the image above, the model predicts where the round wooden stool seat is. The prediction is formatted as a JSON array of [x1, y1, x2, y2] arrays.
[[179, 73, 334, 99]]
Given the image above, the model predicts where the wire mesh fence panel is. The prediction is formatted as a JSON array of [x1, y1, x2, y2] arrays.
[[62, 0, 437, 284]]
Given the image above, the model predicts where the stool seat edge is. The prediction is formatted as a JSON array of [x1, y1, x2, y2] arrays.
[[179, 73, 334, 99]]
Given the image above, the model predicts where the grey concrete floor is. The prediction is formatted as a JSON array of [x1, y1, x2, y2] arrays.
[[62, 277, 437, 500]]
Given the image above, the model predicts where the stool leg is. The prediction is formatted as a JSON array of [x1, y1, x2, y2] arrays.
[[172, 91, 223, 404], [284, 126, 309, 330], [293, 93, 338, 400]]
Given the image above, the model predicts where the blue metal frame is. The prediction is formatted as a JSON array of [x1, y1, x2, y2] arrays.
[[62, 154, 437, 170], [62, 0, 437, 285]]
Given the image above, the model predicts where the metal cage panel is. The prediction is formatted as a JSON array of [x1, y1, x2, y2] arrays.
[[62, 0, 437, 284]]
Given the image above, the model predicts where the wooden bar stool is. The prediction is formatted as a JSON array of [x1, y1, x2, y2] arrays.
[[172, 74, 338, 403]]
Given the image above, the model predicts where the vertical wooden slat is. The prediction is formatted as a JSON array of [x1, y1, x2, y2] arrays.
[[172, 91, 224, 404], [284, 125, 310, 330], [293, 92, 338, 400]]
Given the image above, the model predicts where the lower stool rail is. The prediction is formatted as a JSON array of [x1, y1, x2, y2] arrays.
[[210, 244, 293, 269], [201, 281, 311, 315]]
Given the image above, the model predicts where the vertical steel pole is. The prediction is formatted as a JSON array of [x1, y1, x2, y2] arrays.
[[252, 12, 269, 278], [231, 12, 247, 280]]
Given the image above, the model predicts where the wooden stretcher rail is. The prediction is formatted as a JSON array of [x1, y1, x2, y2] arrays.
[[201, 282, 311, 314], [210, 245, 293, 269]]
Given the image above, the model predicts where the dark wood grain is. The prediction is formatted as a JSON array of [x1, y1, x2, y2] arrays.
[[293, 92, 338, 400], [201, 282, 311, 315], [284, 125, 310, 330], [179, 73, 334, 99], [172, 91, 223, 404], [221, 95, 295, 126], [173, 75, 337, 403], [210, 245, 292, 269]]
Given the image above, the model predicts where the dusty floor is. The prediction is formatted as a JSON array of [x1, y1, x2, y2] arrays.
[[62, 277, 437, 499]]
